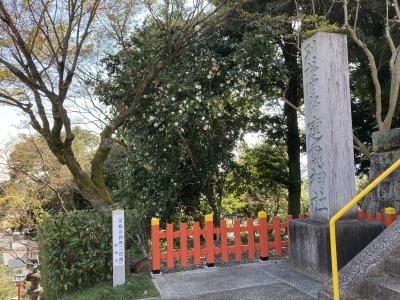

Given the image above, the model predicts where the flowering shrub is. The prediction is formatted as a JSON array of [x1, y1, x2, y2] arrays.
[[98, 23, 286, 223]]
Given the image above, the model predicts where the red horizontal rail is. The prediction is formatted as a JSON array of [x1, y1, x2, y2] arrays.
[[151, 211, 298, 273]]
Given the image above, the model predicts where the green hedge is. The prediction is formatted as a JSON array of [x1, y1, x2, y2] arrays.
[[39, 210, 112, 299]]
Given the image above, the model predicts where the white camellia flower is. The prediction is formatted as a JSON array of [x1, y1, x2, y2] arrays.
[[179, 110, 183, 114], [174, 122, 179, 126], [149, 115, 155, 121], [217, 112, 222, 117], [207, 75, 212, 79]]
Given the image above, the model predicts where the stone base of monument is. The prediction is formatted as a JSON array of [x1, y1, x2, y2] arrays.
[[289, 219, 385, 281]]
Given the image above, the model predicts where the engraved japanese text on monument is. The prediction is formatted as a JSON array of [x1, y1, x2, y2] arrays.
[[303, 39, 328, 215]]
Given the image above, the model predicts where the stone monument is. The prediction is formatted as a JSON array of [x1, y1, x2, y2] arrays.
[[362, 128, 400, 213], [289, 32, 384, 280]]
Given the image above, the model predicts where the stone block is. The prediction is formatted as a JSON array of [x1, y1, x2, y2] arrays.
[[362, 141, 400, 213], [371, 150, 400, 166], [289, 219, 384, 281], [318, 220, 400, 299], [372, 129, 400, 153]]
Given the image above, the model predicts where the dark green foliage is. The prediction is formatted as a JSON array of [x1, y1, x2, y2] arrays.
[[224, 142, 290, 218], [99, 21, 286, 225], [39, 210, 112, 299]]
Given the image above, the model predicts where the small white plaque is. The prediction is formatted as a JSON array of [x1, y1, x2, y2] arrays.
[[112, 209, 125, 286]]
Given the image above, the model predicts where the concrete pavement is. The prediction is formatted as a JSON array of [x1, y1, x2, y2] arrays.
[[151, 259, 324, 299]]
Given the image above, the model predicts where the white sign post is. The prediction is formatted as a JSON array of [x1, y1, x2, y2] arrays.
[[112, 209, 125, 287]]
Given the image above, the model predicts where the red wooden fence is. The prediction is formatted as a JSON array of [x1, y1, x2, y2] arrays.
[[151, 211, 299, 274], [357, 207, 398, 227]]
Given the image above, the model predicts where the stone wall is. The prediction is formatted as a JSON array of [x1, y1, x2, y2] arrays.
[[362, 128, 400, 213]]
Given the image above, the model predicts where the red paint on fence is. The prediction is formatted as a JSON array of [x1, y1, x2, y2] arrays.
[[180, 223, 188, 267], [220, 220, 228, 263], [234, 219, 241, 261], [273, 216, 282, 256], [205, 214, 214, 266], [151, 211, 295, 272], [151, 218, 161, 273], [166, 223, 174, 268], [193, 222, 201, 265], [357, 208, 398, 228], [247, 218, 255, 260]]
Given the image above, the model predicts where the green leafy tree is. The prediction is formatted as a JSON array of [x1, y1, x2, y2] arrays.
[[100, 20, 285, 226], [0, 128, 98, 237], [0, 0, 241, 212], [223, 142, 290, 218]]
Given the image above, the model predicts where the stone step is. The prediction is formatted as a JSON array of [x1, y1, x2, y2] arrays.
[[384, 255, 400, 278], [362, 276, 400, 300]]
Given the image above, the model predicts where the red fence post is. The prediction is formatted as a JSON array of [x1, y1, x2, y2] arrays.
[[366, 211, 374, 221], [220, 219, 228, 263], [357, 209, 364, 221], [151, 217, 161, 274], [273, 216, 282, 256], [16, 282, 21, 300], [384, 207, 397, 227], [205, 214, 215, 267], [247, 218, 255, 260], [286, 215, 292, 255], [299, 213, 305, 219], [234, 219, 242, 261], [180, 223, 187, 267], [166, 223, 174, 268], [375, 212, 382, 223], [193, 222, 201, 265], [258, 211, 269, 261]]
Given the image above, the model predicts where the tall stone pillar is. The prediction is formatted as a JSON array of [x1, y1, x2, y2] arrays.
[[302, 32, 356, 221], [289, 33, 384, 280]]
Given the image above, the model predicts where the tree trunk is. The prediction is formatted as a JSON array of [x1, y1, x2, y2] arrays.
[[44, 132, 112, 212], [281, 2, 302, 217], [284, 72, 301, 218], [204, 180, 221, 227]]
